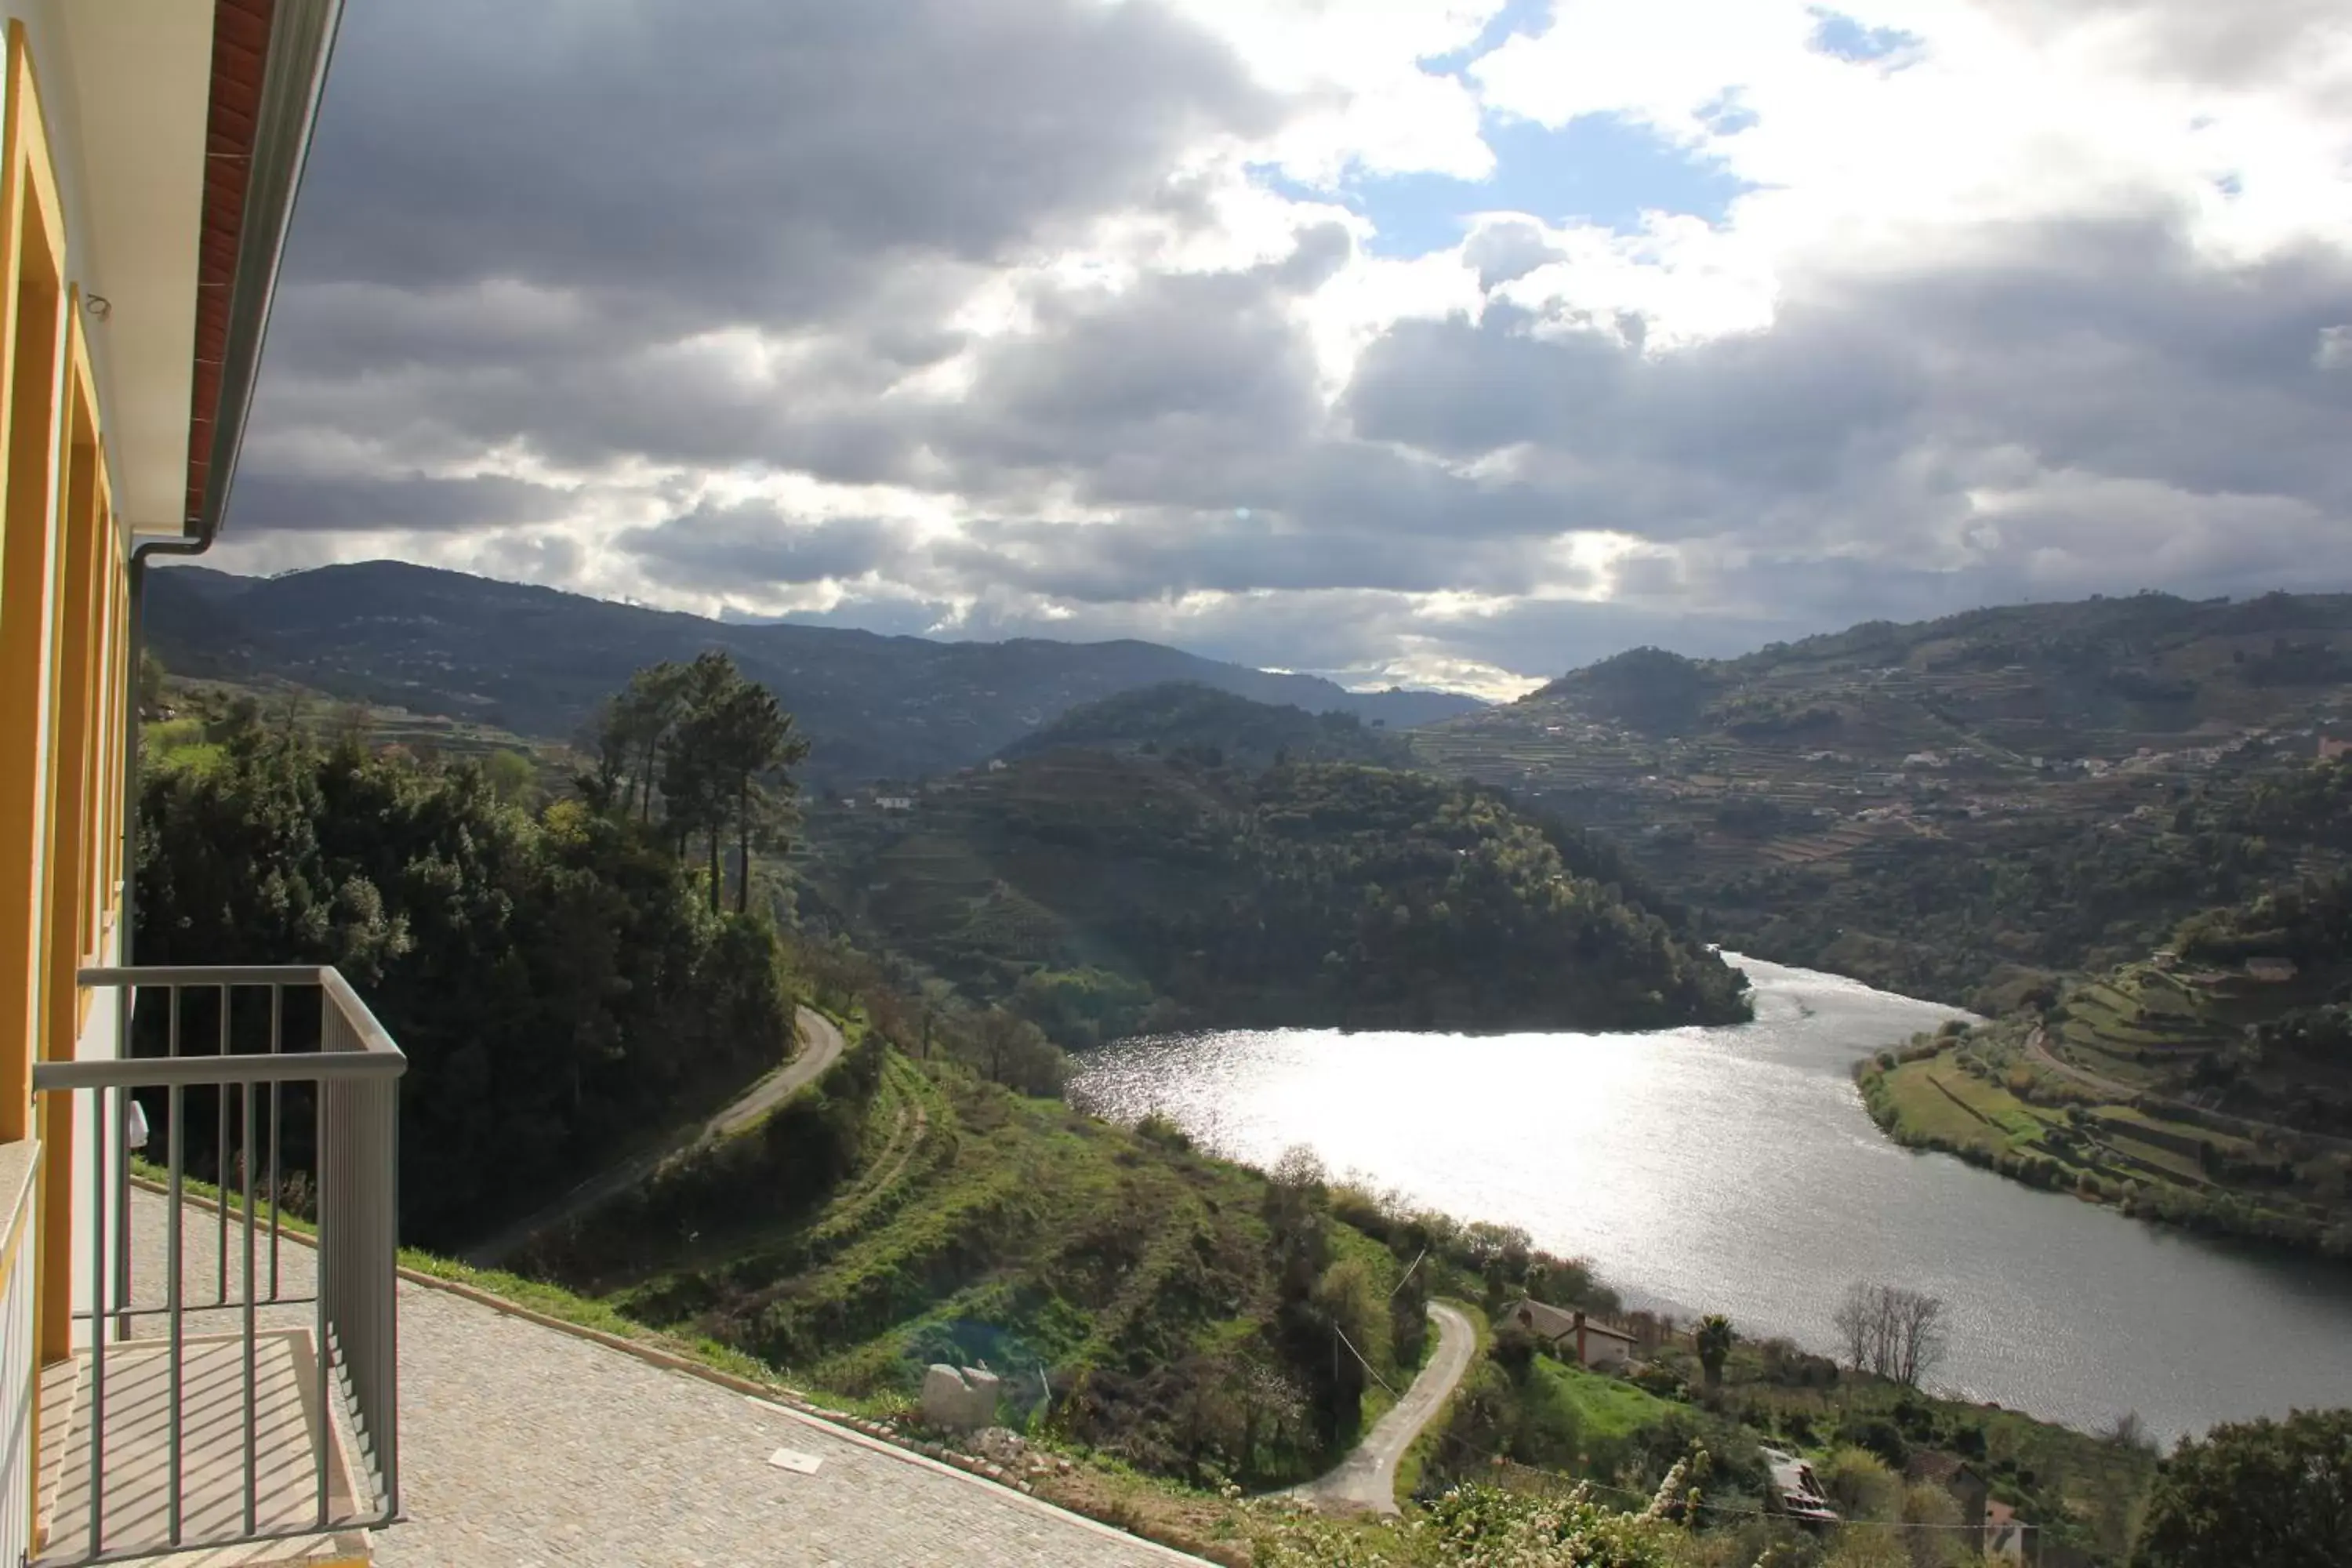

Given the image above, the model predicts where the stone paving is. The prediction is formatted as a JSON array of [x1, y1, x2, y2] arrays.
[[116, 1189, 1203, 1566]]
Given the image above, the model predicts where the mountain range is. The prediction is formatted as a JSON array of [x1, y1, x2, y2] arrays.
[[143, 561, 1482, 783]]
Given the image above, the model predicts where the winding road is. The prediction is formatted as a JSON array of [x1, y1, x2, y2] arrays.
[[1288, 1301, 1476, 1516], [464, 1005, 848, 1267]]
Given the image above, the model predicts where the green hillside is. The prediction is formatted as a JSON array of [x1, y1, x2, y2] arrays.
[[999, 681, 1414, 771], [1417, 593, 2352, 1007], [521, 1036, 2151, 1560], [1860, 874, 2352, 1255], [800, 752, 1750, 1037]]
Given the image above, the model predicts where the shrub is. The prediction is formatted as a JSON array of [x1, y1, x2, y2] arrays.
[[1817, 1446, 1904, 1522]]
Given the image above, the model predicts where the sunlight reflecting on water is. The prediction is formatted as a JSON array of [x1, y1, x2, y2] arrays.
[[1070, 956, 2352, 1440]]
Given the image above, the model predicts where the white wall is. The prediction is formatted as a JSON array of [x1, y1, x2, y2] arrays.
[[66, 951, 122, 1349]]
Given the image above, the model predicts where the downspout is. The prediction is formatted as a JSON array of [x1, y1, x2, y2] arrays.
[[117, 0, 345, 961]]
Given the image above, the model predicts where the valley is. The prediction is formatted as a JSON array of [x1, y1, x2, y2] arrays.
[[1408, 593, 2352, 1008], [128, 572, 2352, 1565]]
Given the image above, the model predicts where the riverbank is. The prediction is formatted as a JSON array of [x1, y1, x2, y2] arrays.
[[455, 1082, 2158, 1564], [1857, 1023, 2352, 1259], [1070, 957, 2352, 1440]]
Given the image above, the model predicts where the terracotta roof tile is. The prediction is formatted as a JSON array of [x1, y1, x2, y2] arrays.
[[187, 0, 275, 530]]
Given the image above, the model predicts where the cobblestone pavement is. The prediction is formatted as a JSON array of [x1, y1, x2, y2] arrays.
[[121, 1189, 1202, 1566]]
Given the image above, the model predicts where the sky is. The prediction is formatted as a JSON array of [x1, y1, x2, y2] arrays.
[[215, 0, 2352, 699]]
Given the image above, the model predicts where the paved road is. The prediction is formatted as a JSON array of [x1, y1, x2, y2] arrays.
[[465, 1005, 847, 1266], [1289, 1301, 1475, 1516]]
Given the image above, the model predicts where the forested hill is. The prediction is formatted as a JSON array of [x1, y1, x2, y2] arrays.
[[1521, 589, 2352, 750], [144, 561, 1480, 784], [1413, 590, 2352, 1007], [799, 751, 1751, 1036], [998, 681, 1414, 771]]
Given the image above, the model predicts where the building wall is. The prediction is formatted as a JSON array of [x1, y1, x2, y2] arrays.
[[0, 6, 137, 1547]]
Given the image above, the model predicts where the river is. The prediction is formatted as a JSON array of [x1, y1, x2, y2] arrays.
[[1068, 956, 2352, 1442]]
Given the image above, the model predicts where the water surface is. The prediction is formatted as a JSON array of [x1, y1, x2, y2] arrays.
[[1069, 956, 2352, 1440]]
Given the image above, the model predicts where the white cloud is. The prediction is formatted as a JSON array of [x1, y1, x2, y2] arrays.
[[224, 0, 2352, 691]]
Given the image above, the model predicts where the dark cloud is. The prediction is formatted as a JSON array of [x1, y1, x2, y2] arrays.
[[934, 513, 1575, 603], [289, 0, 1276, 329], [615, 503, 916, 591], [1977, 0, 2352, 89], [1341, 208, 2352, 552], [230, 471, 575, 533], [223, 0, 2352, 691]]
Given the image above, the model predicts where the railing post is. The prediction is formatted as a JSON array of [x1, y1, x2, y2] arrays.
[[48, 966, 405, 1552], [314, 1065, 333, 1530], [166, 1073, 184, 1547], [85, 1083, 107, 1556]]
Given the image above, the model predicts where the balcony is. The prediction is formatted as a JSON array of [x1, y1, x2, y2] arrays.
[[31, 968, 404, 1566]]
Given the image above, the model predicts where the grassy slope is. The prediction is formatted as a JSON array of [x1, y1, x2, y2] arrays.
[[518, 1042, 1421, 1497], [1859, 1011, 2352, 1255]]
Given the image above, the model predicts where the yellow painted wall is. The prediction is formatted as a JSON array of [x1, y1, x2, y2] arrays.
[[0, 19, 136, 1547]]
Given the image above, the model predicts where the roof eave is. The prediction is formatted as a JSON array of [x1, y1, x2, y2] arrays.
[[180, 0, 343, 547]]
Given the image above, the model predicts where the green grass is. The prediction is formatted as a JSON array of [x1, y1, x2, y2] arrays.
[[1872, 1058, 2051, 1157], [589, 1053, 1319, 1475], [1531, 1357, 1681, 1445]]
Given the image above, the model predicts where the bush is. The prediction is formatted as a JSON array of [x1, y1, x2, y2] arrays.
[[1817, 1446, 1904, 1522], [1836, 1414, 1911, 1470]]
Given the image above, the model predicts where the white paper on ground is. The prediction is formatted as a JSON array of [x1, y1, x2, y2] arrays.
[[768, 1447, 822, 1475]]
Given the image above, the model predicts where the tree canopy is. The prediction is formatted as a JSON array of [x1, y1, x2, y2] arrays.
[[139, 681, 798, 1247], [2132, 1410, 2352, 1568]]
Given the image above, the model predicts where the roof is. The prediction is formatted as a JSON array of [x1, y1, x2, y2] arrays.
[[46, 0, 343, 540], [1766, 1457, 1840, 1521], [1503, 1300, 1635, 1344], [186, 0, 344, 543], [184, 0, 274, 534]]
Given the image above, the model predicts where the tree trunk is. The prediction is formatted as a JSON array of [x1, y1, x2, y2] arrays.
[[707, 826, 721, 913], [735, 777, 751, 915]]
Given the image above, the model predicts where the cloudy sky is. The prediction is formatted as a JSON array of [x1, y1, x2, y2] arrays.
[[217, 0, 2352, 697]]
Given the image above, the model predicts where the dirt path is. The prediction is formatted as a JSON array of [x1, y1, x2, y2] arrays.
[[465, 1005, 848, 1266], [1288, 1301, 1475, 1516], [2023, 1024, 2141, 1102]]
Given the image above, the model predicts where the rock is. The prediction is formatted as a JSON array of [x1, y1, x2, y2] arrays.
[[920, 1365, 1003, 1431], [973, 1427, 1027, 1466]]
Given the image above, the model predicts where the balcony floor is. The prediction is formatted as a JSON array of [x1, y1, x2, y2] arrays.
[[38, 1332, 364, 1566], [34, 1187, 372, 1567]]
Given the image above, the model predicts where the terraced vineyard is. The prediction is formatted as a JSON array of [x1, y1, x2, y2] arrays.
[[1403, 593, 2352, 1006], [524, 1038, 1410, 1483], [1859, 947, 2352, 1255]]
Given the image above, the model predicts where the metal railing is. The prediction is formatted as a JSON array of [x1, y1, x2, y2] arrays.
[[34, 966, 405, 1561]]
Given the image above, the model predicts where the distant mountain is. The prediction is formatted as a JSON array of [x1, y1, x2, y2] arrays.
[[1416, 589, 2352, 1007], [1519, 590, 2352, 751], [144, 562, 1482, 784], [998, 682, 1414, 771]]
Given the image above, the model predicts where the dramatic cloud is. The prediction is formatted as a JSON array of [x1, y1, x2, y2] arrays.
[[219, 0, 2352, 696]]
